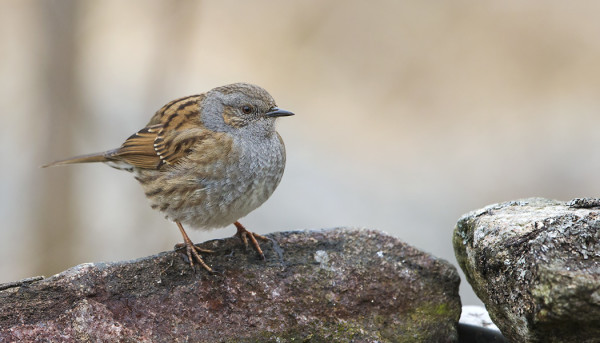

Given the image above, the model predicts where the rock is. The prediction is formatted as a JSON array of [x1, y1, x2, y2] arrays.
[[0, 228, 461, 342], [453, 198, 600, 343]]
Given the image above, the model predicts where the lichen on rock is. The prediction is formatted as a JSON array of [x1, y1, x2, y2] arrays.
[[1, 228, 461, 342], [454, 198, 600, 343]]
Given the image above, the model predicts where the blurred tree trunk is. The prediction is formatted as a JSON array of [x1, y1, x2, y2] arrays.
[[34, 0, 81, 276]]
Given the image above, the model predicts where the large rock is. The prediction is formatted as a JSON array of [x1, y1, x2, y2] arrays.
[[454, 198, 600, 342], [0, 228, 461, 342]]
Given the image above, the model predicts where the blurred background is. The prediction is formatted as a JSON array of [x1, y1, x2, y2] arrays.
[[2, 0, 600, 306]]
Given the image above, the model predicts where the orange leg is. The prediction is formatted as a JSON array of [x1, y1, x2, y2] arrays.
[[233, 221, 268, 260], [174, 221, 214, 273]]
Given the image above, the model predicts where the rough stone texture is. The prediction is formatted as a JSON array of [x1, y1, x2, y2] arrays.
[[454, 198, 600, 343], [0, 228, 460, 342]]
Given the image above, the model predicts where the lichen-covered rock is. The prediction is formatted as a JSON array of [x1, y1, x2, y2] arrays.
[[0, 228, 461, 342], [454, 198, 600, 343]]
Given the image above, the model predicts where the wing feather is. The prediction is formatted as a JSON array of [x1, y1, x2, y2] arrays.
[[110, 94, 205, 170]]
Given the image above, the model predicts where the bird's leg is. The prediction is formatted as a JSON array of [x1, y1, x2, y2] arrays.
[[233, 221, 268, 260], [174, 221, 214, 273]]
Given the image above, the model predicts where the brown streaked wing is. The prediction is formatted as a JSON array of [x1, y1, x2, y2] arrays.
[[147, 94, 204, 126], [154, 126, 208, 167], [112, 94, 205, 170], [114, 124, 163, 169]]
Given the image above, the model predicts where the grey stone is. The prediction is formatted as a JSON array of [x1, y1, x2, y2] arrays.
[[0, 228, 461, 342], [454, 198, 600, 342]]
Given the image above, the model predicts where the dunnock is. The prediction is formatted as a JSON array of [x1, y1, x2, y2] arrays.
[[44, 83, 294, 273]]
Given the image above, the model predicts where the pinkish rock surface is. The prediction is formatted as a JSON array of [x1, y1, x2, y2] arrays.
[[0, 228, 460, 342]]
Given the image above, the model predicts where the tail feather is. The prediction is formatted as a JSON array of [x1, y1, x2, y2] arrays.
[[42, 150, 115, 168]]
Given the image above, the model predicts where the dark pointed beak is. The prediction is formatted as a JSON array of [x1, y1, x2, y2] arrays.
[[266, 107, 294, 117]]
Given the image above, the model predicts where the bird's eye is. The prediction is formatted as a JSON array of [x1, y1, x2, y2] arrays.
[[241, 105, 253, 114]]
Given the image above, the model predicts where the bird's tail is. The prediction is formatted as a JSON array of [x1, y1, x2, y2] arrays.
[[42, 150, 116, 168]]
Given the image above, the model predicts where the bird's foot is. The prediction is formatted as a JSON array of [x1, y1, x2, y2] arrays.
[[233, 221, 268, 260], [175, 221, 214, 273]]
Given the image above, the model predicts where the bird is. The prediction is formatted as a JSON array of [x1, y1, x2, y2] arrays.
[[43, 83, 294, 273]]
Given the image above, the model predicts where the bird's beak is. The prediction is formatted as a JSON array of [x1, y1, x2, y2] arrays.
[[266, 107, 294, 117]]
